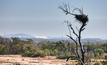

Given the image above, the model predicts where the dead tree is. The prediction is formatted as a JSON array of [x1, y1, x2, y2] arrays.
[[59, 3, 89, 65]]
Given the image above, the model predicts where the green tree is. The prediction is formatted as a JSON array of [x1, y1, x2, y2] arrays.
[[23, 44, 33, 52], [0, 36, 4, 44], [11, 37, 20, 44], [94, 52, 100, 58], [0, 44, 8, 54], [105, 55, 107, 60], [44, 49, 50, 56], [94, 48, 104, 55], [102, 43, 107, 53], [53, 49, 58, 56]]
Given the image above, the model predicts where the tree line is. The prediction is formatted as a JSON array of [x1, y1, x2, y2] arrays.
[[0, 36, 107, 59]]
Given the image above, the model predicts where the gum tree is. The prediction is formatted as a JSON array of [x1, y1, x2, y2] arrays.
[[59, 3, 89, 65]]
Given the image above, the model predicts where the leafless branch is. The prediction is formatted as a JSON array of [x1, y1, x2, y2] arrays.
[[63, 21, 78, 37], [72, 7, 83, 14], [62, 21, 72, 36], [69, 24, 79, 38], [59, 3, 88, 65], [59, 3, 76, 15], [59, 3, 88, 25], [66, 23, 85, 65], [66, 35, 80, 59], [81, 28, 85, 31], [74, 51, 84, 64], [68, 25, 72, 36], [66, 35, 76, 43]]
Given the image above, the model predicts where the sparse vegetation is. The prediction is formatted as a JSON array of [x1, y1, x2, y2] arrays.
[[22, 51, 46, 57], [0, 36, 107, 58], [101, 61, 107, 65], [56, 55, 77, 60], [94, 62, 100, 65], [0, 36, 107, 65], [105, 55, 107, 60], [22, 51, 35, 57]]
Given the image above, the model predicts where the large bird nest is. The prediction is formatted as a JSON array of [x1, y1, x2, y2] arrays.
[[59, 3, 89, 25]]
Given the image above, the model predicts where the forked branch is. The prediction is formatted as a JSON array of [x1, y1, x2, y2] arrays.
[[59, 3, 76, 15], [69, 24, 79, 38], [59, 3, 89, 65], [59, 3, 88, 25]]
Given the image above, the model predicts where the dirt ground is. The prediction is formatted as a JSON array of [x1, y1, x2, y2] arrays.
[[0, 55, 77, 65], [0, 55, 106, 65]]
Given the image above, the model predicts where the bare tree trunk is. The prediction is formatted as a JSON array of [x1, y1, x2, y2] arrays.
[[59, 3, 88, 65], [79, 24, 86, 65], [66, 23, 86, 65]]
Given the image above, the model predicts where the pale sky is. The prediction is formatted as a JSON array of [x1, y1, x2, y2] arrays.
[[0, 0, 107, 39]]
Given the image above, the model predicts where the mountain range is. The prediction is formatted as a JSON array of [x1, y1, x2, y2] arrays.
[[2, 33, 107, 43], [3, 33, 34, 38]]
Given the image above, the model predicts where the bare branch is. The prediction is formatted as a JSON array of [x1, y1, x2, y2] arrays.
[[63, 20, 78, 38], [66, 35, 76, 43], [64, 20, 81, 62], [78, 24, 86, 65], [69, 25, 79, 38], [62, 21, 72, 36], [79, 24, 85, 52], [68, 3, 70, 12], [81, 28, 85, 31], [66, 35, 80, 58], [72, 7, 83, 14], [74, 51, 84, 64], [59, 3, 76, 15], [59, 3, 88, 65], [68, 25, 72, 36]]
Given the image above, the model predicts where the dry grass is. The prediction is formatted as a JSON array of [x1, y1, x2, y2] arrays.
[[0, 55, 72, 65], [0, 55, 21, 57], [0, 55, 106, 65]]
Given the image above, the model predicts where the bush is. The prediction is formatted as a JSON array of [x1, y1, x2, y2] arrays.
[[22, 51, 34, 57], [22, 51, 46, 57], [50, 51, 56, 56], [105, 55, 107, 60], [94, 62, 100, 65], [101, 61, 107, 65], [31, 52, 46, 57], [70, 56, 77, 60], [56, 55, 77, 60], [94, 48, 104, 55]]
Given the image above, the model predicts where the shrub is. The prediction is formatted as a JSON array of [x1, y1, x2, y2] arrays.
[[56, 55, 77, 60], [50, 52, 56, 56], [22, 51, 46, 57], [16, 63, 20, 65], [22, 51, 34, 57], [94, 48, 104, 55], [31, 52, 46, 57], [101, 61, 107, 65], [50, 51, 56, 56], [70, 56, 77, 60], [105, 55, 107, 60], [94, 62, 100, 65]]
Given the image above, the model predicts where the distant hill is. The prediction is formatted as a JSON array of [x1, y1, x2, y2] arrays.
[[3, 33, 107, 43], [82, 38, 107, 43], [3, 33, 34, 38]]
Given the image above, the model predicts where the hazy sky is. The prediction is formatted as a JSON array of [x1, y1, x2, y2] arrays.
[[0, 0, 107, 39]]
